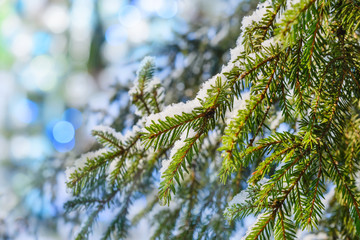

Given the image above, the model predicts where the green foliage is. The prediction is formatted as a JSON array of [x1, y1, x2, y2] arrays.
[[65, 0, 360, 239], [130, 57, 163, 116]]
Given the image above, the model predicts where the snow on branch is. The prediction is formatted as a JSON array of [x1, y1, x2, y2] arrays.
[[144, 0, 276, 130], [65, 148, 108, 182], [241, 0, 272, 32]]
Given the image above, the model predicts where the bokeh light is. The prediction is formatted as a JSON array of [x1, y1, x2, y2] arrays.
[[63, 108, 82, 130], [0, 135, 9, 161], [118, 5, 142, 28], [10, 98, 39, 126], [64, 72, 96, 107], [52, 121, 75, 144], [25, 188, 56, 217], [127, 19, 149, 43], [150, 19, 173, 41], [138, 0, 178, 18], [100, 0, 122, 16], [9, 135, 51, 163], [28, 135, 51, 160], [10, 135, 31, 160], [53, 137, 75, 153], [137, 0, 160, 13], [105, 24, 128, 45], [33, 32, 52, 55], [20, 55, 59, 92], [156, 0, 178, 19], [15, 0, 47, 17], [10, 31, 33, 59], [42, 4, 69, 34], [46, 119, 75, 153]]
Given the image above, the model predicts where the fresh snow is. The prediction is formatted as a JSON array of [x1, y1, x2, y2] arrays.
[[230, 44, 245, 64], [144, 74, 220, 127], [107, 157, 120, 180], [123, 123, 142, 140], [145, 77, 161, 92], [258, 177, 269, 186], [128, 83, 137, 97], [76, 0, 281, 188], [224, 190, 250, 217], [136, 56, 155, 76], [92, 125, 124, 141], [145, 76, 248, 128], [65, 148, 107, 182], [261, 38, 275, 48], [228, 190, 249, 206], [275, 161, 285, 171], [240, 213, 267, 240], [241, 0, 272, 33], [287, 0, 301, 7], [144, 0, 274, 130], [225, 91, 251, 124], [145, 100, 198, 126]]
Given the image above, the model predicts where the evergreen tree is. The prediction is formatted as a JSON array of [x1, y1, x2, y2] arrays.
[[65, 0, 360, 239]]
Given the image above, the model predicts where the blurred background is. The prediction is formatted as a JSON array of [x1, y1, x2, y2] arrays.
[[0, 0, 256, 239]]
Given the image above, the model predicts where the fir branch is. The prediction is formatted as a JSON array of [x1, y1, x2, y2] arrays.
[[248, 103, 271, 147], [307, 3, 323, 69], [278, 209, 287, 240], [67, 150, 123, 194], [92, 128, 124, 150], [223, 57, 280, 162], [247, 86, 279, 147], [245, 1, 283, 50], [225, 204, 263, 222], [252, 212, 276, 240], [107, 134, 142, 186], [262, 3, 283, 40], [257, 147, 310, 205], [319, 70, 346, 139], [264, 154, 314, 229], [74, 190, 118, 240], [293, 38, 305, 113], [219, 139, 283, 181], [232, 153, 313, 238], [249, 144, 299, 184], [75, 205, 104, 240], [232, 53, 280, 84], [295, 182, 304, 220], [306, 151, 323, 227], [348, 68, 360, 90], [278, 0, 317, 38], [138, 95, 152, 116], [324, 144, 360, 220], [159, 129, 205, 205], [151, 87, 162, 113], [143, 109, 207, 149], [100, 194, 132, 240]]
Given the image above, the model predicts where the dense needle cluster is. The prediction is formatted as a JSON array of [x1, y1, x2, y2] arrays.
[[65, 0, 360, 239]]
